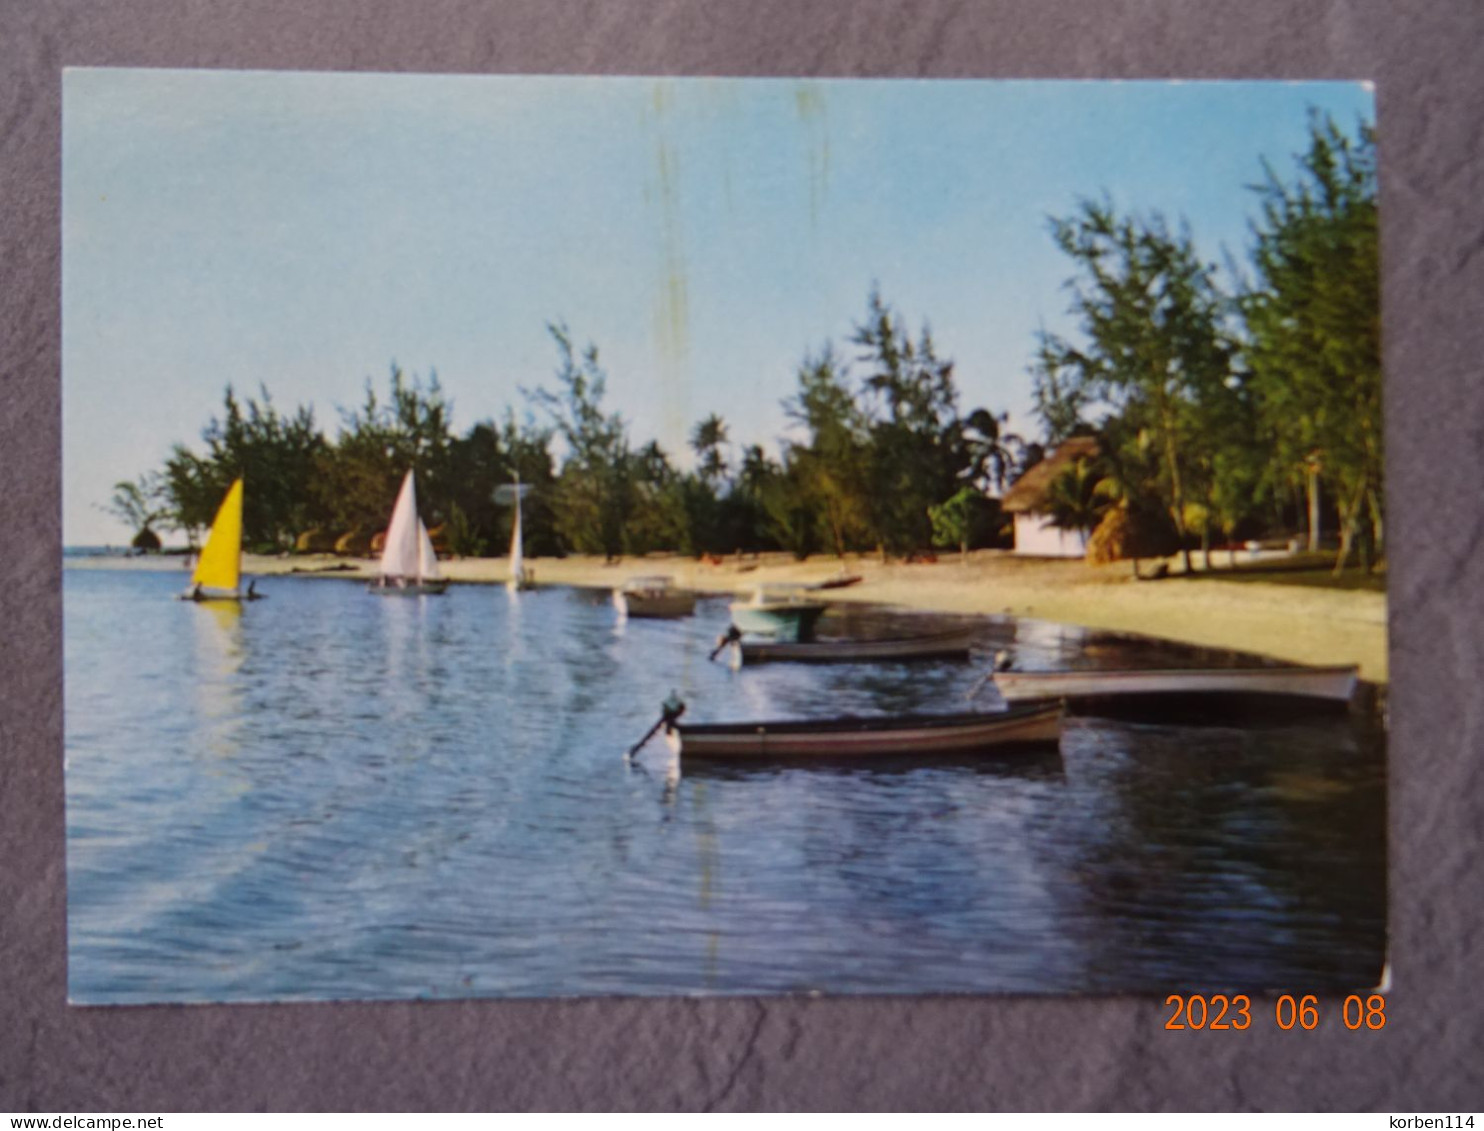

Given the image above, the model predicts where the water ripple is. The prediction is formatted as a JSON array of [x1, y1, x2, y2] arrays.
[[65, 567, 1385, 1003]]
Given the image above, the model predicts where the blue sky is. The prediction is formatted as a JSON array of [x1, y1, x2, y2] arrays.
[[63, 70, 1374, 545]]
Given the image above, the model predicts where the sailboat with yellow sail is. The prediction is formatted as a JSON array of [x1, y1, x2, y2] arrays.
[[182, 478, 262, 602]]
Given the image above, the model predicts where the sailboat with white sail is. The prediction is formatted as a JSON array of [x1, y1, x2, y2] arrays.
[[494, 473, 534, 592], [181, 478, 263, 602], [370, 470, 449, 595]]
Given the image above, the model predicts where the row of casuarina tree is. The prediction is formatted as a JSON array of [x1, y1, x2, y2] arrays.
[[109, 114, 1380, 575]]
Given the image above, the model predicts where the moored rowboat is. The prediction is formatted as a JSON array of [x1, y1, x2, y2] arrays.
[[732, 626, 977, 666], [992, 665, 1360, 705], [614, 575, 698, 619], [665, 702, 1062, 760]]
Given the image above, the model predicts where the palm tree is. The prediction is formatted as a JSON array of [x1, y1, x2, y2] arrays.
[[689, 413, 730, 488], [960, 408, 1022, 494], [1044, 456, 1114, 545], [103, 474, 169, 551]]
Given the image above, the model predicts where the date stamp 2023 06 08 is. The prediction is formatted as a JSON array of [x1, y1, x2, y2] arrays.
[[1163, 994, 1389, 1031]]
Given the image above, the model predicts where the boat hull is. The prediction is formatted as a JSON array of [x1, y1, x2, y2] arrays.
[[729, 601, 829, 641], [736, 627, 976, 665], [993, 665, 1360, 705], [614, 590, 697, 619], [810, 573, 863, 591], [369, 578, 450, 596], [666, 703, 1061, 760]]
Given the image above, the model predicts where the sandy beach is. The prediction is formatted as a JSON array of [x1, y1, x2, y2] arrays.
[[85, 548, 1386, 682]]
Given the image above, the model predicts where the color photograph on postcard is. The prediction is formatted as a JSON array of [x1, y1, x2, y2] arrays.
[[62, 69, 1385, 1004]]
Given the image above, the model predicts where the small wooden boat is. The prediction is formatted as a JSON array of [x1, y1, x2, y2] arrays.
[[808, 572, 864, 591], [614, 575, 697, 619], [728, 584, 829, 640], [665, 702, 1062, 760], [992, 664, 1360, 705], [369, 470, 449, 596], [729, 626, 977, 666]]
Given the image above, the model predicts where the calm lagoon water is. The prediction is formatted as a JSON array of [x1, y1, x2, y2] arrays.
[[64, 564, 1386, 1003]]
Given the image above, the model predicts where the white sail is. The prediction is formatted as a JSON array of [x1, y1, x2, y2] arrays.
[[380, 471, 421, 579], [509, 494, 525, 584], [417, 519, 441, 581], [495, 473, 531, 589]]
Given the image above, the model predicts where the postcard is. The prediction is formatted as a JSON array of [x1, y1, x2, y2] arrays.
[[63, 69, 1384, 1004]]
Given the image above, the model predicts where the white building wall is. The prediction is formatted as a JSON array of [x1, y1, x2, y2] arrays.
[[1013, 513, 1089, 558]]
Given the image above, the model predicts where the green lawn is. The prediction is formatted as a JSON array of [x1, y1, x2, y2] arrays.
[[1169, 551, 1387, 593]]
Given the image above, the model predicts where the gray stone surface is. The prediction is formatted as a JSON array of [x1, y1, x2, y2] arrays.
[[3, 0, 1480, 1110]]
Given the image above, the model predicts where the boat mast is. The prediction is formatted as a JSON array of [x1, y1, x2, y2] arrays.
[[514, 471, 523, 581]]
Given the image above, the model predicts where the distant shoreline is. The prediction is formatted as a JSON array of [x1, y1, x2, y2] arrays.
[[68, 548, 1388, 682]]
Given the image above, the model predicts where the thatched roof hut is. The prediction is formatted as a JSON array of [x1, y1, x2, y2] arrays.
[[335, 530, 374, 557], [295, 528, 336, 553], [1000, 436, 1100, 514], [1000, 436, 1101, 558], [1086, 503, 1183, 572]]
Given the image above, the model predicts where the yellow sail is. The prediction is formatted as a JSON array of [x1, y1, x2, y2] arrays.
[[191, 478, 243, 594]]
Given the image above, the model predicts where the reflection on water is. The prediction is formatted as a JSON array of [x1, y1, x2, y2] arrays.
[[64, 568, 1386, 1003], [189, 598, 243, 760]]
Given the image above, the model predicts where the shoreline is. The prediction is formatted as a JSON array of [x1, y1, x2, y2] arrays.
[[72, 549, 1388, 682]]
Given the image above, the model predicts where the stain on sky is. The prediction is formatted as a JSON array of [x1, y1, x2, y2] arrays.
[[641, 81, 831, 450], [646, 82, 691, 439], [793, 83, 831, 228]]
